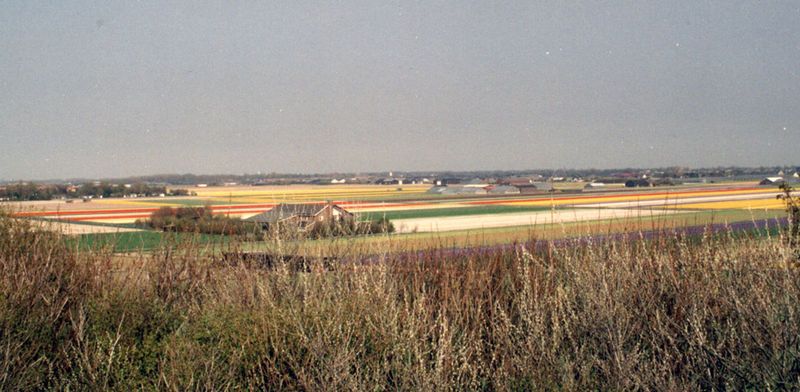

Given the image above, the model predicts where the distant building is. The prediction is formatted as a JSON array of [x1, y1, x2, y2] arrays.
[[330, 178, 346, 184], [500, 177, 534, 186], [532, 182, 554, 192], [487, 185, 520, 195], [406, 177, 432, 184], [244, 202, 353, 231], [455, 187, 487, 195], [376, 178, 403, 185], [439, 186, 487, 195], [516, 182, 554, 194], [759, 177, 785, 186], [584, 182, 606, 190], [462, 178, 489, 188], [436, 178, 462, 186], [625, 179, 652, 188], [426, 186, 448, 194]]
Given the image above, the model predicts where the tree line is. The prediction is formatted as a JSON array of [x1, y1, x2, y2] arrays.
[[0, 182, 190, 201]]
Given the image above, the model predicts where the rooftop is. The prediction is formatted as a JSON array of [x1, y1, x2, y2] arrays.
[[244, 203, 327, 224]]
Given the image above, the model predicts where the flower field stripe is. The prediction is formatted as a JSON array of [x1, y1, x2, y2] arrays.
[[464, 187, 771, 207], [53, 208, 281, 222], [668, 198, 787, 210], [14, 207, 163, 217]]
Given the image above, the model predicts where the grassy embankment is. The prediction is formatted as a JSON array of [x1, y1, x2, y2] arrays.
[[1, 207, 799, 389]]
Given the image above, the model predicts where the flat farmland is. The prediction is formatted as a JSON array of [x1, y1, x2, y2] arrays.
[[4, 183, 794, 246], [237, 208, 786, 256], [191, 184, 433, 203]]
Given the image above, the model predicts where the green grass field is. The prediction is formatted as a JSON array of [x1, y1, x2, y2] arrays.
[[66, 231, 232, 252]]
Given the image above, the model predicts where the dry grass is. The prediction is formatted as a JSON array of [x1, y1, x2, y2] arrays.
[[1, 211, 799, 390]]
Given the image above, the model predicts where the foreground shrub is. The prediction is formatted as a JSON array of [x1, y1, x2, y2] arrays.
[[305, 217, 395, 239], [1, 212, 799, 389], [778, 183, 800, 260]]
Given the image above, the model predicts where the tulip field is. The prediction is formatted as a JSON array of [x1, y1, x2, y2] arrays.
[[6, 183, 794, 249]]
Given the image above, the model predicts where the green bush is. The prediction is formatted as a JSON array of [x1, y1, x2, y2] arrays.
[[138, 206, 261, 237]]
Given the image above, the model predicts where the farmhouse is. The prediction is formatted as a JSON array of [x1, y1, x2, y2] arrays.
[[244, 202, 353, 231]]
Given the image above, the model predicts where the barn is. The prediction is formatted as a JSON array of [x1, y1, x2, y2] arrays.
[[517, 182, 554, 194], [244, 202, 353, 231]]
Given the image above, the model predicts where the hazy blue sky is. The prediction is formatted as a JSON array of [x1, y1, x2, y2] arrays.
[[1, 1, 799, 180]]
